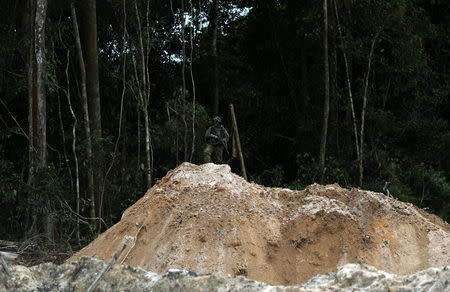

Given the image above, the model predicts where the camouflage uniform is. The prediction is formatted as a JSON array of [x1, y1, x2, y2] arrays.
[[203, 117, 229, 164]]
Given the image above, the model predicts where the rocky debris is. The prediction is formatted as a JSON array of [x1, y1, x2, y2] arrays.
[[0, 257, 157, 291], [69, 162, 450, 285], [0, 257, 448, 291], [304, 262, 450, 292]]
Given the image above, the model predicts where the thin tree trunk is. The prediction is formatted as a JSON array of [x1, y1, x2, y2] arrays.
[[319, 0, 330, 184], [134, 0, 146, 99], [143, 109, 152, 187], [189, 0, 196, 162], [146, 2, 154, 185], [57, 30, 79, 237], [98, 0, 127, 231], [181, 0, 188, 161], [137, 105, 141, 170], [35, 0, 52, 240], [57, 88, 73, 189], [333, 0, 359, 160], [359, 31, 380, 187], [27, 0, 37, 236], [27, 0, 36, 184], [211, 0, 219, 116], [332, 47, 340, 155], [81, 0, 102, 173], [134, 0, 152, 188], [35, 0, 47, 170], [145, 0, 151, 124], [64, 50, 80, 245], [71, 2, 95, 219], [132, 55, 143, 179]]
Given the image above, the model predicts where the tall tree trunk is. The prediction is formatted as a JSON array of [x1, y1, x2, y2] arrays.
[[27, 0, 36, 185], [189, 0, 196, 162], [134, 0, 152, 188], [319, 0, 330, 184], [359, 31, 380, 187], [210, 0, 219, 116], [35, 0, 48, 230], [35, 0, 47, 170], [333, 0, 359, 160], [181, 0, 188, 161], [145, 0, 154, 183], [134, 0, 147, 108], [80, 0, 102, 214], [33, 0, 53, 241], [80, 0, 102, 153], [27, 0, 38, 235], [80, 0, 101, 137], [71, 2, 96, 219], [64, 50, 80, 245], [98, 0, 128, 231]]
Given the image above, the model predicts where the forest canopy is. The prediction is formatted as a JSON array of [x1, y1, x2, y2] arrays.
[[0, 0, 449, 247]]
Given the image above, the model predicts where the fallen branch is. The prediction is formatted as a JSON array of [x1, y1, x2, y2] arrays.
[[0, 240, 18, 250], [0, 251, 18, 261], [0, 98, 33, 145], [87, 237, 132, 292], [0, 254, 12, 277], [58, 197, 108, 229]]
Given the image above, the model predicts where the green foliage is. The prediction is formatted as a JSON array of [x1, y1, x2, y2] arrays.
[[290, 153, 316, 189], [0, 155, 25, 239], [157, 98, 210, 166], [404, 163, 450, 220], [374, 157, 450, 222], [322, 157, 352, 187], [26, 165, 75, 241], [388, 182, 414, 203], [287, 154, 352, 190], [252, 164, 285, 188]]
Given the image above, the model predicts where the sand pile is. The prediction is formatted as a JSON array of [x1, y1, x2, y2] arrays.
[[69, 162, 450, 285]]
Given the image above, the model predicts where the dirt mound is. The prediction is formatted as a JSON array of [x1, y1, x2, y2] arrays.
[[69, 163, 450, 285]]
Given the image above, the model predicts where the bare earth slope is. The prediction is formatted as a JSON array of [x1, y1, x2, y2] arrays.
[[69, 163, 450, 285]]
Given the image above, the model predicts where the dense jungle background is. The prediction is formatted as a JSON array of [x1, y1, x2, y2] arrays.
[[0, 0, 449, 251]]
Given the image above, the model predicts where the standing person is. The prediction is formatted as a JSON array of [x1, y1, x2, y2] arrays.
[[203, 116, 229, 163]]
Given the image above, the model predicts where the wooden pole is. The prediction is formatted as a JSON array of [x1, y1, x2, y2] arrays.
[[229, 104, 247, 181]]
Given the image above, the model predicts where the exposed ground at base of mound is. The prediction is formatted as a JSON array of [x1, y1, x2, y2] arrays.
[[69, 163, 450, 285], [3, 257, 449, 291]]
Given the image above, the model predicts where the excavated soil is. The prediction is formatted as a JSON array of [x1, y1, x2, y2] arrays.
[[69, 163, 450, 285]]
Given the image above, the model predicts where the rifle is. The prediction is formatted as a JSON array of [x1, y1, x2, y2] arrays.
[[211, 131, 229, 155], [217, 134, 229, 155]]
